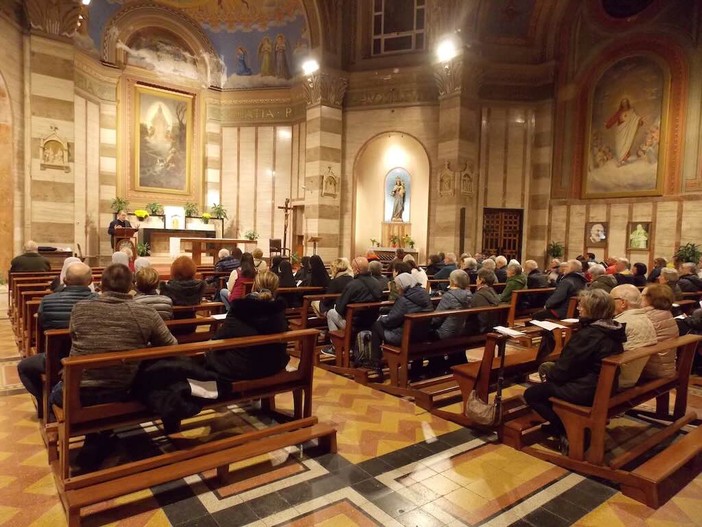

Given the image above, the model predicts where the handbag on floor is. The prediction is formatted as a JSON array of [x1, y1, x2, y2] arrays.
[[464, 337, 506, 426]]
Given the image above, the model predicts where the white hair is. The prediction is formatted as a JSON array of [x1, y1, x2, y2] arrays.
[[589, 263, 605, 277], [24, 240, 38, 253], [218, 248, 230, 259], [495, 255, 507, 267]]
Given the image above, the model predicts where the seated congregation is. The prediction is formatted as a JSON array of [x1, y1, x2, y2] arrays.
[[9, 241, 702, 524]]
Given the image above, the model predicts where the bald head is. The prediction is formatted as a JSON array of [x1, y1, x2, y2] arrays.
[[611, 284, 641, 315], [64, 262, 93, 287], [351, 256, 369, 275]]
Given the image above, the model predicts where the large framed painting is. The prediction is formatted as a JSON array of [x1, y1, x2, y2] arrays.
[[134, 84, 193, 194], [583, 55, 668, 198]]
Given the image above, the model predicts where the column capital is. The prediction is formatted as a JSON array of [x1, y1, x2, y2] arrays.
[[303, 70, 349, 108], [25, 0, 81, 38], [433, 54, 483, 99]]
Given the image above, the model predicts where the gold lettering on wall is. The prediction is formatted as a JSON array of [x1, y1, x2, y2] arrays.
[[221, 105, 303, 123]]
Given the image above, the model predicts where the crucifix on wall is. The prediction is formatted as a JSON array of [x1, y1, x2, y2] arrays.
[[277, 198, 293, 254]]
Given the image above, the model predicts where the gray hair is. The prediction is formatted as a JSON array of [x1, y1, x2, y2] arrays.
[[450, 269, 469, 289], [495, 255, 507, 267], [611, 284, 641, 308], [481, 259, 496, 271], [445, 252, 457, 264], [477, 268, 497, 286], [402, 254, 416, 264], [507, 262, 523, 275], [462, 257, 478, 270], [369, 259, 383, 276], [578, 288, 615, 320], [660, 267, 679, 282], [24, 240, 38, 253], [568, 259, 583, 273], [681, 262, 697, 274], [218, 248, 230, 259], [523, 260, 538, 273], [589, 263, 605, 277]]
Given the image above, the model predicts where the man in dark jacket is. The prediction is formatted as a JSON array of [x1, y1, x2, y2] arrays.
[[533, 260, 588, 320], [524, 260, 549, 289], [678, 263, 702, 292], [434, 253, 458, 280], [214, 248, 241, 274], [369, 260, 389, 290], [17, 262, 97, 416], [10, 240, 51, 273], [467, 268, 501, 335], [326, 257, 383, 332]]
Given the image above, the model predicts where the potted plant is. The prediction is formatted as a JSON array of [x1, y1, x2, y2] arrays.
[[184, 202, 199, 217], [389, 234, 400, 247], [546, 241, 565, 259], [673, 242, 701, 265], [402, 234, 415, 249], [133, 209, 150, 221], [210, 203, 228, 220], [145, 202, 163, 215], [201, 212, 212, 224], [370, 238, 378, 247], [244, 229, 259, 241], [111, 197, 129, 213], [136, 242, 151, 257]]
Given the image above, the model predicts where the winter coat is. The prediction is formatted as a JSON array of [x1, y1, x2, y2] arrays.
[[160, 279, 206, 306], [10, 252, 51, 273], [545, 318, 626, 405], [378, 285, 434, 344], [641, 306, 679, 378], [615, 308, 658, 388], [679, 274, 702, 292], [589, 274, 617, 293], [321, 274, 353, 313], [335, 273, 384, 328], [526, 270, 549, 289], [678, 308, 702, 335], [545, 272, 588, 319], [432, 288, 473, 340], [206, 296, 290, 381], [38, 286, 97, 330], [214, 256, 240, 275], [499, 273, 527, 303], [433, 263, 457, 281], [466, 286, 501, 335], [133, 292, 174, 321], [495, 267, 508, 284]]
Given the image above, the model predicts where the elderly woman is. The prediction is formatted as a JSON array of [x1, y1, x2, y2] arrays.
[[499, 262, 527, 303], [133, 267, 173, 321], [658, 268, 683, 300], [524, 289, 626, 452], [369, 273, 433, 370], [640, 284, 679, 378]]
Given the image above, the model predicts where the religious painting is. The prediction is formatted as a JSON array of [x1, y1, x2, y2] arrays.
[[585, 222, 608, 248], [40, 126, 70, 173], [384, 168, 411, 223], [134, 85, 193, 194], [628, 222, 651, 250], [584, 55, 667, 198]]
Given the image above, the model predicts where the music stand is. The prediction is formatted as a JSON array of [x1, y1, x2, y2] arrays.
[[114, 227, 138, 260], [307, 236, 321, 256]]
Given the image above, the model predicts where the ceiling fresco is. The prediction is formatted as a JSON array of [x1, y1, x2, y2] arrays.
[[80, 0, 308, 89]]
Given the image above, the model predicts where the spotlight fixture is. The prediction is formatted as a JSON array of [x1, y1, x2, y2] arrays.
[[302, 59, 319, 76], [436, 36, 461, 63], [82, 0, 91, 5]]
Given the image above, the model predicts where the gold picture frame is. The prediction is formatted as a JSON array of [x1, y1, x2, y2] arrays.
[[134, 84, 193, 195]]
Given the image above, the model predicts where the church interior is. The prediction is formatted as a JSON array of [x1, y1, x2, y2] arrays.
[[2, 0, 702, 525]]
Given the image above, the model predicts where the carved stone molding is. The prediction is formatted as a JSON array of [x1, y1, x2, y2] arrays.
[[434, 55, 484, 99], [439, 160, 475, 198], [25, 0, 80, 38], [303, 71, 348, 108]]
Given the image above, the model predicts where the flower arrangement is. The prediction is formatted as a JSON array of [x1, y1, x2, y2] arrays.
[[202, 212, 212, 224], [402, 234, 414, 248], [244, 229, 259, 241], [145, 202, 163, 215], [184, 202, 199, 217], [389, 234, 400, 247], [134, 209, 150, 221]]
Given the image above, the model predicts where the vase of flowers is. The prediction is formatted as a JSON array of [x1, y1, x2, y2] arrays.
[[202, 212, 211, 224], [134, 209, 150, 221], [244, 229, 259, 241]]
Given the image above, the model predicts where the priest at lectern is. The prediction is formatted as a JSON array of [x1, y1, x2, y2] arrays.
[[108, 210, 133, 248]]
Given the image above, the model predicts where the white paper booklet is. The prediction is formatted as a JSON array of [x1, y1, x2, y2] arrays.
[[493, 326, 526, 337], [530, 320, 567, 331], [188, 379, 219, 399]]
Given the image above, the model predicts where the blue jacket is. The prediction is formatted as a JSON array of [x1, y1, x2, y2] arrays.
[[379, 285, 433, 344], [39, 286, 97, 330]]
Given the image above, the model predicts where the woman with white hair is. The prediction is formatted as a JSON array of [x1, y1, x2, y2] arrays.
[[50, 256, 82, 292]]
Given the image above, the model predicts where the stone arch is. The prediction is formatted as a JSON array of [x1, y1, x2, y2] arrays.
[[0, 70, 14, 274], [352, 132, 431, 260], [101, 1, 217, 66]]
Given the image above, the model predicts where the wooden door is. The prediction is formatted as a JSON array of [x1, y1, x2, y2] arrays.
[[482, 208, 523, 260]]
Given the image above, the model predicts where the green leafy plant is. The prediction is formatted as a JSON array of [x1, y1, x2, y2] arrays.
[[244, 229, 259, 241], [673, 242, 701, 265], [111, 197, 129, 213], [136, 242, 150, 257], [402, 234, 414, 249], [389, 234, 400, 247], [210, 203, 228, 220], [145, 202, 163, 215], [290, 251, 301, 265], [546, 241, 565, 259], [184, 202, 199, 217], [370, 238, 378, 247]]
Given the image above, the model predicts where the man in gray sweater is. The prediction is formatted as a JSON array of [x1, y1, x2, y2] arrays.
[[49, 263, 177, 471]]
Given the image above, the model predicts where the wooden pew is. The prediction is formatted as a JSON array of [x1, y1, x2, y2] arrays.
[[171, 301, 226, 317], [287, 293, 340, 356], [378, 305, 511, 410], [506, 287, 555, 326], [50, 329, 335, 527], [506, 334, 702, 509]]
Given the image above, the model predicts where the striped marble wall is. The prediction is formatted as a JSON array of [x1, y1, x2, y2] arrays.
[[97, 102, 117, 257], [28, 35, 75, 246], [527, 101, 553, 265]]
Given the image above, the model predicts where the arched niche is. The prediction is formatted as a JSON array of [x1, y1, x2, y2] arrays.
[[353, 133, 430, 260], [0, 72, 13, 274]]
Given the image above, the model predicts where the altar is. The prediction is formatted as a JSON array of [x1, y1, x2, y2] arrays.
[[172, 238, 257, 264]]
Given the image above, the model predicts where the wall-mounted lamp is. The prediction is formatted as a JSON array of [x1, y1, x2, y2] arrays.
[[436, 36, 461, 63], [302, 59, 319, 76]]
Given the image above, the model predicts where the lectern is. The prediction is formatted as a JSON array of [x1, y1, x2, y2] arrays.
[[308, 236, 321, 255], [113, 227, 138, 260]]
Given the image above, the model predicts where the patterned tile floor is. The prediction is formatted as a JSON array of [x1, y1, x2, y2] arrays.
[[1, 289, 701, 526]]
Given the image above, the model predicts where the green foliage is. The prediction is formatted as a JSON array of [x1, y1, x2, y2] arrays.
[[111, 197, 129, 213], [389, 234, 400, 246], [244, 229, 259, 241], [210, 203, 228, 220], [673, 242, 701, 264], [290, 251, 301, 265], [546, 241, 565, 259], [145, 202, 163, 215], [402, 234, 414, 248], [184, 202, 199, 217], [136, 242, 151, 257]]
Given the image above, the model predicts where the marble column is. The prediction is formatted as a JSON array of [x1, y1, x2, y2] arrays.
[[302, 70, 348, 261], [432, 54, 482, 255]]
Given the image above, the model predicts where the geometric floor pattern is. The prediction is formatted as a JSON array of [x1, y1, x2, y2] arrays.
[[1, 288, 702, 526]]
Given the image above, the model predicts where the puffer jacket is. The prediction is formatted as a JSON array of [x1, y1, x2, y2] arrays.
[[499, 273, 527, 303], [641, 306, 679, 378], [679, 274, 702, 292], [379, 284, 433, 344], [615, 308, 658, 388], [467, 286, 501, 335], [432, 288, 472, 339], [589, 274, 617, 293], [133, 293, 174, 321], [38, 286, 97, 330], [160, 279, 206, 306]]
